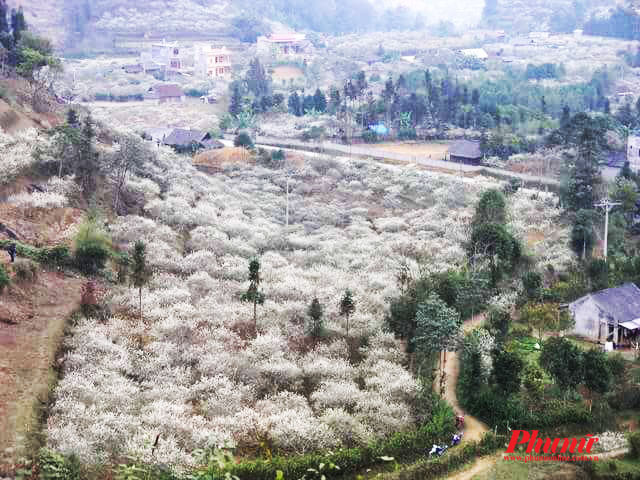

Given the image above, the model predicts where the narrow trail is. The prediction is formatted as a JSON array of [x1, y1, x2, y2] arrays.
[[436, 313, 489, 443]]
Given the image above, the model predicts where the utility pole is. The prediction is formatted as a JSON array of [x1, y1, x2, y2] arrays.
[[594, 198, 621, 261], [285, 175, 290, 227]]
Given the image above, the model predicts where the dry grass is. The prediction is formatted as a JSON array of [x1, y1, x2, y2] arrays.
[[371, 141, 451, 160], [193, 147, 255, 169]]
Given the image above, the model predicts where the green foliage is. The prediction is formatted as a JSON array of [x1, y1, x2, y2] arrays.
[[413, 293, 460, 359], [571, 209, 596, 258], [0, 263, 9, 293], [474, 189, 507, 226], [225, 401, 455, 480], [339, 289, 355, 336], [234, 132, 254, 149], [306, 298, 324, 339], [582, 349, 611, 396], [468, 223, 521, 284], [381, 433, 506, 480], [587, 258, 609, 291], [539, 337, 583, 392], [522, 362, 545, 405], [362, 129, 378, 143], [629, 432, 640, 459], [37, 448, 82, 480], [485, 307, 511, 344], [301, 126, 325, 142], [520, 302, 573, 339], [73, 219, 111, 275], [607, 353, 626, 381], [521, 271, 542, 301], [492, 349, 524, 394], [242, 257, 265, 329]]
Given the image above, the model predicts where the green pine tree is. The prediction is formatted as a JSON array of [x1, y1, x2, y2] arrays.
[[339, 289, 355, 337], [131, 240, 151, 320]]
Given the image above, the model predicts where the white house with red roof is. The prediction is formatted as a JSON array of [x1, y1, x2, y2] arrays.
[[257, 32, 312, 61]]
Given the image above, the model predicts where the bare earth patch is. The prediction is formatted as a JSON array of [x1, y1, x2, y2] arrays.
[[371, 142, 451, 160], [0, 268, 84, 474]]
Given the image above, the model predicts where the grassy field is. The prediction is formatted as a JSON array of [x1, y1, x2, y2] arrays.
[[371, 141, 451, 160]]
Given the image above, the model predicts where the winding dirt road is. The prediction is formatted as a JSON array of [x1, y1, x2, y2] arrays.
[[436, 314, 489, 443]]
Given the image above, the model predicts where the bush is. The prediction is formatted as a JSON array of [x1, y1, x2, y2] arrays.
[[227, 401, 455, 480], [73, 220, 112, 275], [13, 258, 38, 283], [0, 264, 9, 293], [629, 432, 640, 458], [362, 129, 378, 143], [36, 245, 71, 268], [398, 127, 417, 140], [38, 448, 83, 480], [234, 132, 254, 149]]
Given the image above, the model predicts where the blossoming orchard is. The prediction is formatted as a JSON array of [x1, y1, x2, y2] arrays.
[[37, 141, 572, 466]]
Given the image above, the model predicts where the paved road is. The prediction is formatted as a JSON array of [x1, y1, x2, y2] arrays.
[[250, 135, 560, 188]]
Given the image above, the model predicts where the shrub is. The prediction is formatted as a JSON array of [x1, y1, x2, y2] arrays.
[[0, 264, 9, 293], [38, 448, 83, 480], [398, 127, 417, 140], [73, 220, 112, 275], [629, 432, 640, 458], [13, 258, 38, 283], [362, 129, 378, 143], [234, 132, 254, 149], [37, 245, 71, 268]]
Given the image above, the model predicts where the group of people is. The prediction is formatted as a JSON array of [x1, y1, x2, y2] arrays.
[[429, 414, 465, 457]]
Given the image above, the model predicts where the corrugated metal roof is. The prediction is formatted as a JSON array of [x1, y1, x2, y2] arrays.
[[573, 283, 640, 325], [448, 139, 482, 159]]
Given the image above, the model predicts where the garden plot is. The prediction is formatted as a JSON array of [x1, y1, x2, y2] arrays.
[[371, 142, 451, 161], [46, 146, 572, 468]]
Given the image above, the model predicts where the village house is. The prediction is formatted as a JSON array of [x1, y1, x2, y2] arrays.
[[569, 283, 640, 347], [448, 139, 483, 165], [145, 84, 185, 104], [257, 32, 313, 62], [123, 63, 143, 74], [140, 40, 188, 73], [627, 130, 640, 173], [162, 128, 224, 152], [195, 45, 232, 79]]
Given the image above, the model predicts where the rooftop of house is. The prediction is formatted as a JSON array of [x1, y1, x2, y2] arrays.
[[448, 139, 482, 159], [264, 33, 306, 43], [570, 283, 640, 327], [163, 128, 209, 146], [148, 84, 184, 99]]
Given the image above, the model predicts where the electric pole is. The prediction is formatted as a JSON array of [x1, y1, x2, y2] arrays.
[[285, 175, 290, 227], [594, 198, 621, 261]]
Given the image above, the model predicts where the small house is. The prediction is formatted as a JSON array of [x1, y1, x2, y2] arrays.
[[627, 131, 640, 173], [448, 140, 483, 165], [569, 283, 640, 346], [145, 84, 184, 104], [123, 64, 143, 74], [195, 45, 232, 79], [163, 128, 223, 152]]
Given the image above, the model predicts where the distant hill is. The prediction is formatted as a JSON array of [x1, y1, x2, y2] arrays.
[[480, 0, 614, 34], [6, 0, 483, 53]]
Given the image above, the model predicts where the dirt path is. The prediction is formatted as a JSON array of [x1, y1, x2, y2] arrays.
[[0, 268, 83, 474], [437, 314, 489, 443]]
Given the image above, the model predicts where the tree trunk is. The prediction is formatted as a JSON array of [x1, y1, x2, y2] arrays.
[[253, 298, 257, 333], [139, 286, 142, 320]]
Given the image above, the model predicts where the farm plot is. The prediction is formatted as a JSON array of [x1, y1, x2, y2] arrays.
[[371, 142, 451, 161], [46, 147, 572, 468]]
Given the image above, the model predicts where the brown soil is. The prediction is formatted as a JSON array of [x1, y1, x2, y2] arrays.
[[194, 147, 255, 170], [372, 142, 451, 159], [0, 204, 83, 246], [436, 313, 489, 443], [0, 267, 84, 473]]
